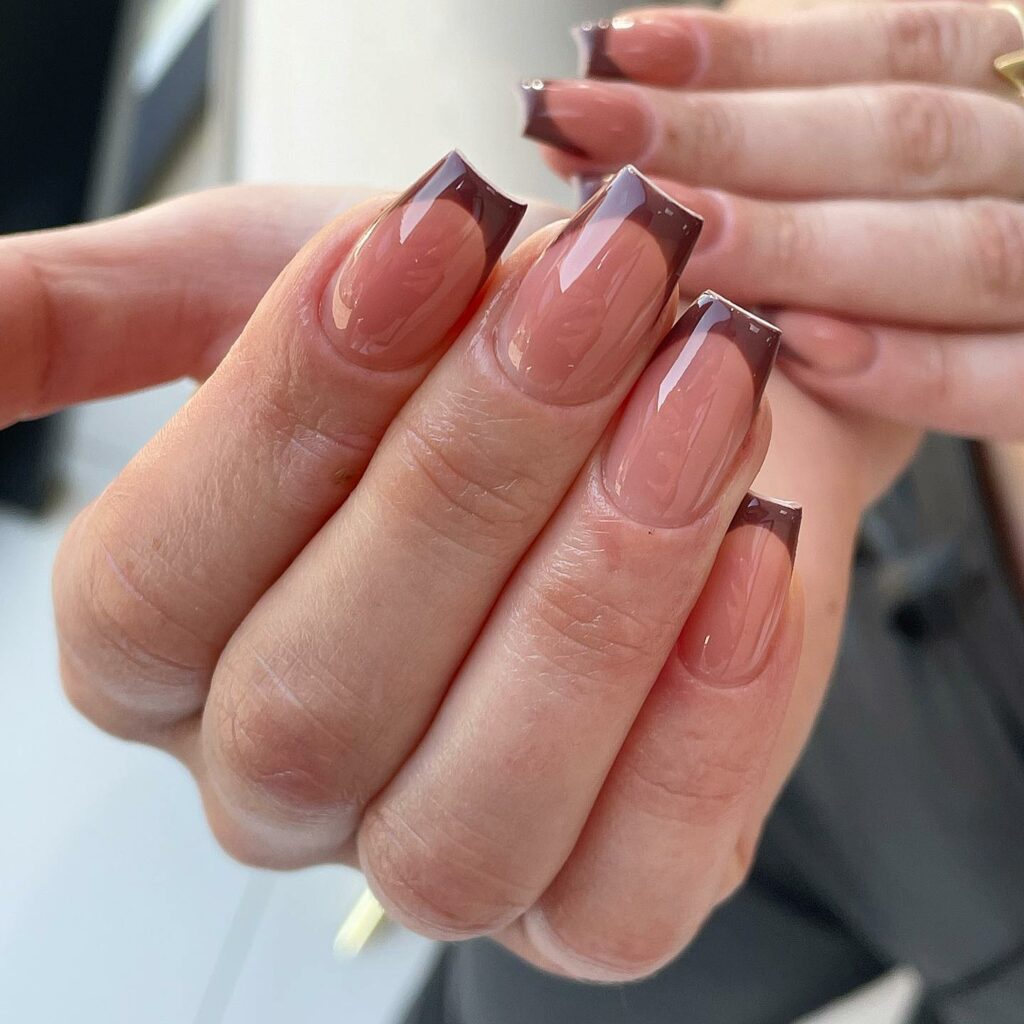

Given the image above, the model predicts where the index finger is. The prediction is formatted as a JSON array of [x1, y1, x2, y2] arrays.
[[0, 184, 363, 428], [575, 2, 1021, 92]]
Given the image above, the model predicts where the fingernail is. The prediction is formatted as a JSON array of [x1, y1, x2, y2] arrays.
[[573, 16, 705, 86], [496, 166, 702, 404], [676, 494, 801, 684], [519, 79, 656, 167], [323, 150, 526, 369], [604, 292, 781, 526], [774, 313, 876, 375]]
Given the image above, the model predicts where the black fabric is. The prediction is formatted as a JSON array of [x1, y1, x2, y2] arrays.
[[401, 436, 1024, 1023]]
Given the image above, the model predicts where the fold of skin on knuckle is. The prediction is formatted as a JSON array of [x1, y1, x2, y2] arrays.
[[204, 641, 365, 850], [511, 476, 717, 702], [662, 94, 744, 179], [964, 199, 1024, 307], [1, 244, 56, 423], [53, 502, 215, 731], [378, 347, 595, 571], [360, 801, 534, 939], [881, 4, 960, 82], [882, 85, 961, 188]]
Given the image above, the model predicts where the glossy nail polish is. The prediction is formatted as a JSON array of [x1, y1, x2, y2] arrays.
[[496, 166, 702, 404], [519, 79, 656, 167], [676, 494, 801, 683], [574, 16, 705, 86], [323, 150, 526, 369], [604, 292, 781, 526]]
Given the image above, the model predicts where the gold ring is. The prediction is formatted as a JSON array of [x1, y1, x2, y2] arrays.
[[992, 2, 1024, 94]]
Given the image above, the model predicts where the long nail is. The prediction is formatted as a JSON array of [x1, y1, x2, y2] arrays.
[[676, 494, 801, 683], [495, 166, 702, 403], [604, 292, 781, 526], [323, 151, 526, 369], [574, 16, 705, 87], [519, 80, 656, 167]]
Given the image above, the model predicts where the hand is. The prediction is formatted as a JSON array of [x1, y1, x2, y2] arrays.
[[25, 156, 821, 979], [521, 0, 1024, 437]]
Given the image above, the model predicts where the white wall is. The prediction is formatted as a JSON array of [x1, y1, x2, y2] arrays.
[[234, 0, 618, 203]]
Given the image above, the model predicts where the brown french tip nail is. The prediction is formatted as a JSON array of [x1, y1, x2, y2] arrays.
[[603, 292, 781, 527], [572, 19, 627, 79], [496, 165, 703, 404], [519, 79, 590, 158], [323, 150, 526, 369], [677, 492, 802, 684], [730, 493, 802, 564], [694, 291, 782, 403], [519, 79, 656, 167]]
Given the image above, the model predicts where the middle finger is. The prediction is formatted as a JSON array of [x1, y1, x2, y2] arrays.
[[520, 79, 1024, 199]]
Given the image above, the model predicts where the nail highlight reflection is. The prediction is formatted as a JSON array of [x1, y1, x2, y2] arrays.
[[324, 150, 526, 369], [603, 292, 781, 526], [496, 166, 702, 404], [574, 16, 705, 86], [677, 493, 801, 683]]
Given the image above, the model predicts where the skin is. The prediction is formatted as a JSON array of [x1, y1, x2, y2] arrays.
[[12, 0, 1019, 986], [7, 175, 862, 983]]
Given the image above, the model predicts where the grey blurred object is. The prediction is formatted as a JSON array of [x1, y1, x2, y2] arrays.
[[89, 0, 220, 216]]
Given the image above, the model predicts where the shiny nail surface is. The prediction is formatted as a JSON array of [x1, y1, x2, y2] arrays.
[[677, 493, 801, 683], [574, 16, 705, 86], [323, 151, 526, 369], [604, 292, 781, 526], [519, 80, 655, 167], [496, 166, 702, 404]]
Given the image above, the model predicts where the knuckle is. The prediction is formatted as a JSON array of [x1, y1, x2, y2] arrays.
[[1, 244, 56, 418], [390, 411, 540, 560], [765, 205, 818, 281], [211, 646, 363, 819], [619, 740, 760, 830], [524, 570, 664, 685], [882, 5, 961, 81], [247, 382, 380, 506], [882, 86, 961, 183], [361, 803, 533, 938], [964, 200, 1024, 302], [667, 96, 744, 175], [53, 508, 211, 729]]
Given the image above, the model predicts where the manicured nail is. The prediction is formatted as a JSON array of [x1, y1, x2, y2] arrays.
[[676, 494, 801, 683], [774, 312, 877, 375], [519, 79, 656, 167], [604, 292, 781, 526], [323, 150, 526, 369], [574, 15, 705, 86], [496, 166, 701, 404]]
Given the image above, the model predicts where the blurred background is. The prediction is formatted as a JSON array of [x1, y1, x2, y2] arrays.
[[0, 1, 920, 1020]]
